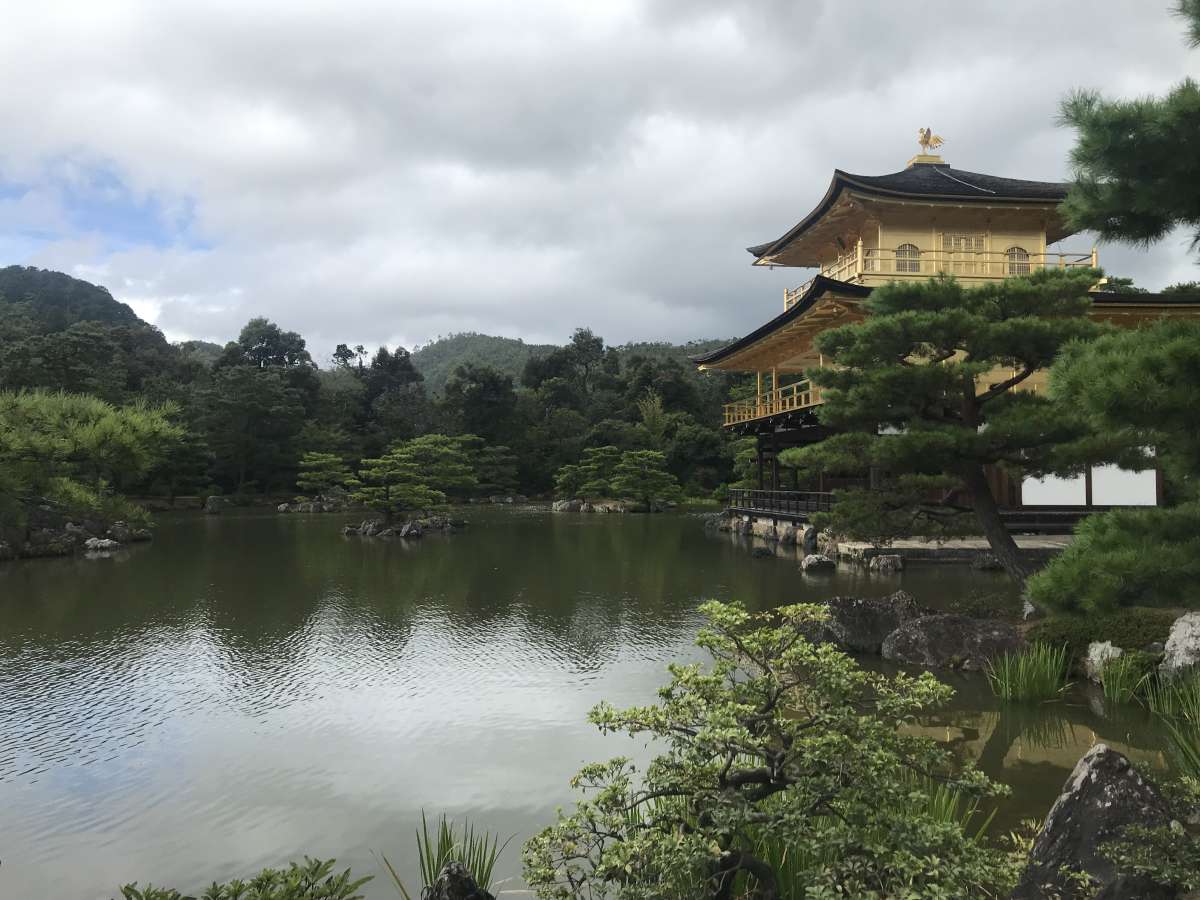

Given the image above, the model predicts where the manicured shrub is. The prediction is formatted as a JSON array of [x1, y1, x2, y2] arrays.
[[118, 857, 369, 900], [1026, 609, 1176, 665]]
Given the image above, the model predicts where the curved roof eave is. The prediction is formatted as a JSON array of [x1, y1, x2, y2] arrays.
[[747, 168, 1069, 262], [691, 276, 873, 367]]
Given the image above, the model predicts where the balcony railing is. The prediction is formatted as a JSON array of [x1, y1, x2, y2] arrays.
[[784, 248, 1098, 309], [728, 488, 835, 519], [723, 380, 822, 426]]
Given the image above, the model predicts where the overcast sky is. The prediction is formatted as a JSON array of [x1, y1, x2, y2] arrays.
[[1, 1, 1197, 361]]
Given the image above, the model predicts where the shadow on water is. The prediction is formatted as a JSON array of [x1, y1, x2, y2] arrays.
[[0, 506, 1175, 897]]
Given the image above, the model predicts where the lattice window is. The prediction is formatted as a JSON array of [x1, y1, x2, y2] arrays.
[[942, 233, 985, 274], [1006, 245, 1030, 275], [895, 243, 921, 273]]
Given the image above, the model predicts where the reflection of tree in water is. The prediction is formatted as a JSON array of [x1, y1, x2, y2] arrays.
[[922, 692, 1175, 832]]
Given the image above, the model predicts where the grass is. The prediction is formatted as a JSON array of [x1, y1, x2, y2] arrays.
[[1100, 653, 1152, 704], [985, 643, 1071, 703], [381, 811, 512, 899], [1143, 670, 1200, 722], [1165, 718, 1200, 780]]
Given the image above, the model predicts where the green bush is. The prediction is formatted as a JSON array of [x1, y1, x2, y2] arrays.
[[1026, 609, 1176, 665], [117, 858, 369, 900]]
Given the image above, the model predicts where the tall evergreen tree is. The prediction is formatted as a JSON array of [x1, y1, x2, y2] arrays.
[[780, 269, 1108, 584], [1060, 1, 1200, 251]]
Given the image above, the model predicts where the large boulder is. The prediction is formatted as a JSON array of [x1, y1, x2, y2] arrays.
[[203, 495, 228, 515], [800, 525, 819, 555], [1085, 641, 1124, 683], [800, 553, 836, 574], [1011, 744, 1177, 900], [868, 553, 903, 574], [424, 862, 494, 900], [816, 591, 922, 654], [84, 537, 120, 552], [1161, 612, 1200, 677], [881, 614, 1022, 671]]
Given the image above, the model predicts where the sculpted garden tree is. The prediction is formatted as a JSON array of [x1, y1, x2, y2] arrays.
[[610, 449, 682, 509], [295, 452, 355, 497], [554, 446, 622, 499], [523, 601, 1015, 899], [1029, 319, 1200, 613], [780, 269, 1108, 584], [0, 390, 182, 527], [354, 434, 477, 522], [1059, 0, 1200, 250], [1026, 2, 1200, 612]]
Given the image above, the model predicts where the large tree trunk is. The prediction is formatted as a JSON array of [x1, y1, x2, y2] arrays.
[[961, 464, 1028, 585]]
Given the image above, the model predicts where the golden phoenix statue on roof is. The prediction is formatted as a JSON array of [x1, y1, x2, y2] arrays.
[[918, 127, 945, 153]]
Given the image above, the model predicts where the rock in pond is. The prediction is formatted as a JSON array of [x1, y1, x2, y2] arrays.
[[1084, 641, 1123, 683], [424, 861, 494, 900], [1011, 744, 1177, 900], [868, 553, 903, 574], [203, 495, 229, 515], [552, 499, 582, 513], [813, 591, 922, 654], [969, 551, 1003, 571], [1161, 611, 1200, 677], [800, 553, 836, 574], [84, 537, 120, 552], [881, 614, 1022, 671]]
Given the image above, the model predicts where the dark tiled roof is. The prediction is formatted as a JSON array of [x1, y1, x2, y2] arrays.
[[691, 276, 872, 366], [748, 163, 1069, 259], [693, 285, 1200, 368]]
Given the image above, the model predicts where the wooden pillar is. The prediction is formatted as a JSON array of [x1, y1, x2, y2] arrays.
[[1084, 466, 1094, 508], [756, 442, 764, 491]]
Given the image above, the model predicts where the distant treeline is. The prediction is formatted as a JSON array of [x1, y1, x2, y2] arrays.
[[0, 265, 749, 500]]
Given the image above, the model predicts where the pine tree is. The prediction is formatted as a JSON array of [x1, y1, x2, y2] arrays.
[[295, 452, 354, 497], [780, 269, 1108, 584], [1060, 1, 1200, 250], [610, 449, 682, 509]]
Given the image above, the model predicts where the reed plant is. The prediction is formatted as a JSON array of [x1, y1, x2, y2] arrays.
[[1100, 653, 1151, 704], [1143, 670, 1200, 723], [985, 643, 1071, 703], [382, 811, 512, 900]]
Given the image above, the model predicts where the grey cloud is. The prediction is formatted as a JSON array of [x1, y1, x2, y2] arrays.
[[0, 0, 1196, 361]]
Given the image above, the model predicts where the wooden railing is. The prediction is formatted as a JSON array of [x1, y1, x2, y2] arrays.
[[723, 380, 823, 426], [728, 489, 835, 519], [784, 247, 1097, 308]]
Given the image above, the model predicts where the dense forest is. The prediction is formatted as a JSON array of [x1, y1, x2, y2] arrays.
[[0, 265, 748, 504]]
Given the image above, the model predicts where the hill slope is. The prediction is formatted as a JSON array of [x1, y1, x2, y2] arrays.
[[411, 333, 734, 393], [0, 265, 141, 332]]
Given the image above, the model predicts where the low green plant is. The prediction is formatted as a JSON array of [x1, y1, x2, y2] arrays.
[[523, 601, 1019, 899], [1144, 670, 1200, 723], [118, 857, 369, 900], [1026, 609, 1176, 666], [1165, 719, 1200, 780], [382, 811, 511, 899], [1100, 652, 1155, 704], [986, 643, 1071, 703]]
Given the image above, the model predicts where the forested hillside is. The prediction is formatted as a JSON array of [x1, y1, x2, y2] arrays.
[[0, 266, 747, 514], [411, 333, 734, 395], [411, 333, 556, 394]]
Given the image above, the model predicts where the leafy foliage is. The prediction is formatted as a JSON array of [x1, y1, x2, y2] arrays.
[[382, 811, 511, 899], [523, 601, 1017, 899], [1060, 0, 1200, 250], [0, 390, 182, 527], [296, 452, 356, 496], [609, 450, 682, 508], [117, 857, 369, 900], [352, 434, 476, 521], [1024, 609, 1177, 663], [779, 269, 1107, 582]]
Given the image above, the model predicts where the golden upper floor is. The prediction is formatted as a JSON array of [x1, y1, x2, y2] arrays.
[[746, 151, 1097, 309]]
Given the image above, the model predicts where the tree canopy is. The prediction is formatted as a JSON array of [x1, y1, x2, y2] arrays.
[[780, 269, 1108, 583]]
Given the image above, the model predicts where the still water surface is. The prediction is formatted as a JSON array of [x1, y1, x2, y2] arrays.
[[0, 507, 1176, 898]]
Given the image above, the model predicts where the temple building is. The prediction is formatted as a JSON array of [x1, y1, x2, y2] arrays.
[[695, 139, 1200, 528]]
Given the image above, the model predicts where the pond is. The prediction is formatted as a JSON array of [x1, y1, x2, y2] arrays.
[[0, 506, 1178, 898]]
